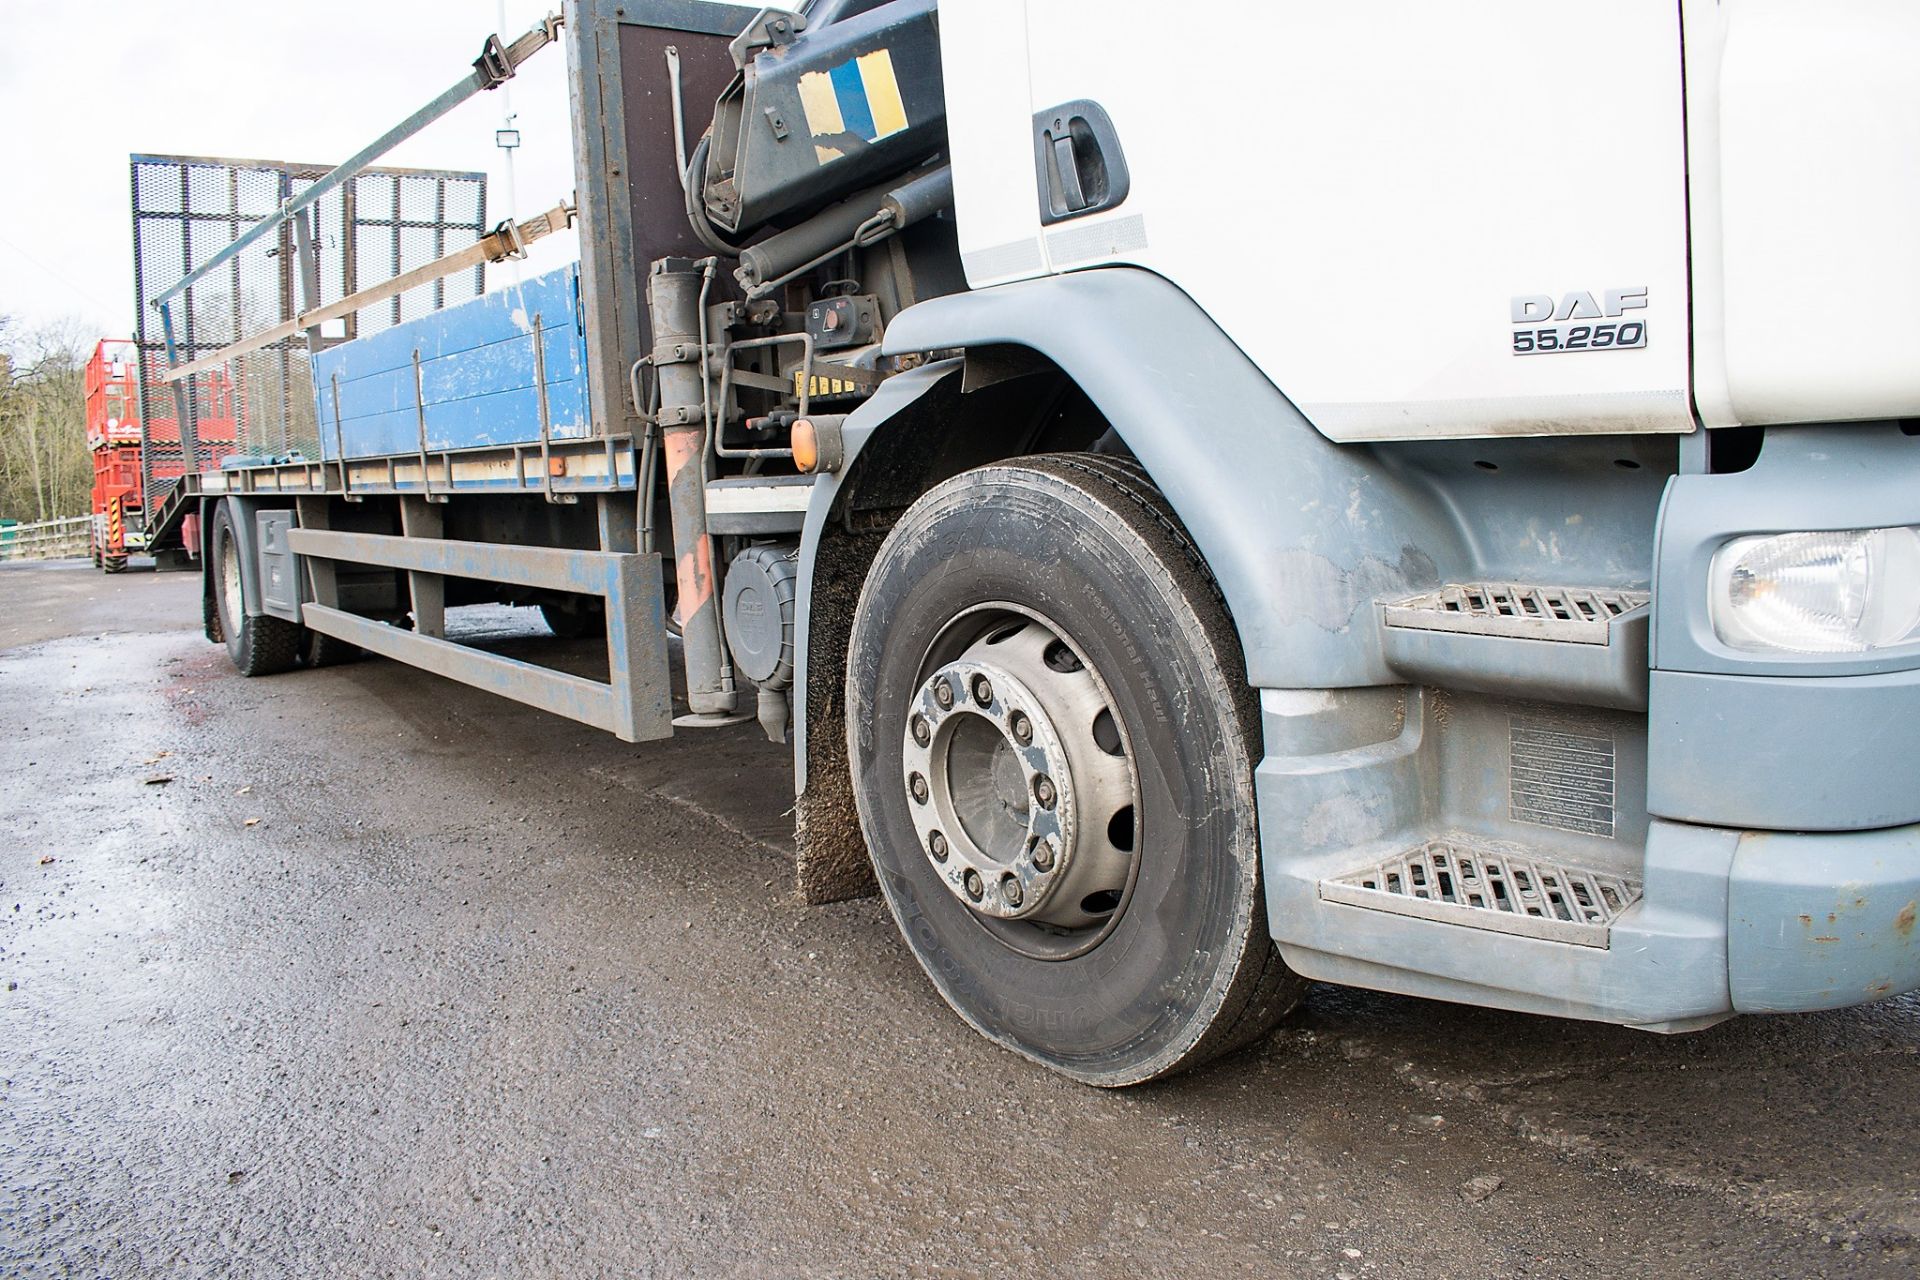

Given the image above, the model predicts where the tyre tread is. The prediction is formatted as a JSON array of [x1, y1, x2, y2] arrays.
[[852, 451, 1304, 1085], [1025, 453, 1307, 1072], [303, 631, 361, 668], [237, 612, 303, 677]]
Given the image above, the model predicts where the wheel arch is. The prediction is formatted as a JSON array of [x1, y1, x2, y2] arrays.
[[791, 268, 1467, 902], [876, 268, 1468, 689]]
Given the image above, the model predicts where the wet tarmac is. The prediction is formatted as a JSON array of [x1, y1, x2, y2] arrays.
[[2, 558, 1916, 1278]]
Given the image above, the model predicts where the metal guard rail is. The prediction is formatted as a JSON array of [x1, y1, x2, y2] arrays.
[[150, 13, 562, 314]]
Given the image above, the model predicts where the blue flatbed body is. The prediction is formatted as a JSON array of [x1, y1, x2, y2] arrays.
[[312, 265, 592, 461]]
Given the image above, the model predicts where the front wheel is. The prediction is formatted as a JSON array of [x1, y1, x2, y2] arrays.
[[846, 455, 1303, 1086]]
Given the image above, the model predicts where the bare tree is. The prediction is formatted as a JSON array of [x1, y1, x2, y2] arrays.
[[0, 317, 93, 522]]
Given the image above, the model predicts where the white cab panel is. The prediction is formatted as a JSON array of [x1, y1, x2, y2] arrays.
[[939, 0, 1054, 286], [942, 2, 1693, 442], [1685, 0, 1920, 428]]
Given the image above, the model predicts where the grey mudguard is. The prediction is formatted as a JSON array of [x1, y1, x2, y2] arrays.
[[876, 268, 1468, 691], [792, 359, 962, 788]]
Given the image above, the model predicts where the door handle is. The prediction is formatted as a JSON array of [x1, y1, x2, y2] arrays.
[[1033, 100, 1131, 225], [1051, 135, 1088, 211]]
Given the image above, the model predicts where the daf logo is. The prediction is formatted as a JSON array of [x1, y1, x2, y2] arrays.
[[1510, 287, 1648, 325]]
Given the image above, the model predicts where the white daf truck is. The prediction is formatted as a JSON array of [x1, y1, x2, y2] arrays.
[[155, 0, 1920, 1085]]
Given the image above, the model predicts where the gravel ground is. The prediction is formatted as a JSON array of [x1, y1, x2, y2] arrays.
[[2, 558, 1915, 1278]]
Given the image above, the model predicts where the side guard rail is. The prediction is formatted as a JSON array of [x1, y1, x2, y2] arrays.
[[287, 528, 672, 743]]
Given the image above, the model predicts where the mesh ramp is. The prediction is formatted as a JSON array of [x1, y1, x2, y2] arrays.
[[130, 154, 488, 480]]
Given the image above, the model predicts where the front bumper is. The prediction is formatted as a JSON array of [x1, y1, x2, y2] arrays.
[[1727, 823, 1920, 1012], [1648, 667, 1920, 830], [1269, 811, 1920, 1028]]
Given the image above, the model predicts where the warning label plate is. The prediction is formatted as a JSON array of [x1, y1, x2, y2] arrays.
[[1508, 714, 1616, 838]]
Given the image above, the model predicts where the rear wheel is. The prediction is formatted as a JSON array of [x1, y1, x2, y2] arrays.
[[210, 501, 300, 677], [301, 629, 361, 668], [541, 596, 607, 639], [846, 455, 1303, 1086]]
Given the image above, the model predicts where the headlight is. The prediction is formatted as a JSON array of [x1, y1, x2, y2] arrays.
[[1709, 527, 1920, 654]]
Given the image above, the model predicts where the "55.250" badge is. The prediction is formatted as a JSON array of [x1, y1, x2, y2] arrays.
[[1510, 287, 1648, 356]]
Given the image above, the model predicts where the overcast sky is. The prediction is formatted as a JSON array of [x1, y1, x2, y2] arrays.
[[0, 1, 582, 347]]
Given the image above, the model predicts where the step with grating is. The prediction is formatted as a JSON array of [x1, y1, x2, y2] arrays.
[[1383, 582, 1648, 645], [1319, 838, 1642, 947]]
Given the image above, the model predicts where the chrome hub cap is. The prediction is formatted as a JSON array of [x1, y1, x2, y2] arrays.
[[902, 618, 1134, 929]]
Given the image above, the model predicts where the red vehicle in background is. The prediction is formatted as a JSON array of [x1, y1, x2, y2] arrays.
[[84, 339, 237, 571]]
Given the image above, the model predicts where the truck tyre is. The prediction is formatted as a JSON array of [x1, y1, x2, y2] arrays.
[[541, 596, 607, 639], [210, 501, 300, 677], [302, 630, 361, 668], [846, 455, 1304, 1086]]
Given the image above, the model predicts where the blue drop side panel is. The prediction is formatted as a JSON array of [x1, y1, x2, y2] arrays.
[[312, 264, 593, 461]]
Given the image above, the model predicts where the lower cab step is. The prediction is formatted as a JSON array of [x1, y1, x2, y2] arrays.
[[1319, 838, 1642, 949]]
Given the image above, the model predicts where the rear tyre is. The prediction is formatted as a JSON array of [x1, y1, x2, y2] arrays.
[[302, 629, 361, 668], [102, 554, 126, 575], [846, 455, 1304, 1086], [210, 501, 300, 677], [541, 596, 607, 639]]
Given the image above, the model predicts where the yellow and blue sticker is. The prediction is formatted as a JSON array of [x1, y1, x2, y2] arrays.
[[797, 48, 908, 165]]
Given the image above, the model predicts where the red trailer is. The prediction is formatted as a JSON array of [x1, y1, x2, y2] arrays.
[[83, 339, 238, 571]]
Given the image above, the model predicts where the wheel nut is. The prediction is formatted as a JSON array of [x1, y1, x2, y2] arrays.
[[1010, 712, 1032, 745], [1001, 876, 1023, 908], [929, 831, 948, 861], [964, 869, 984, 900], [1033, 774, 1057, 809], [1031, 839, 1055, 871], [933, 678, 955, 709], [971, 674, 993, 706], [910, 714, 931, 747], [909, 772, 929, 803]]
